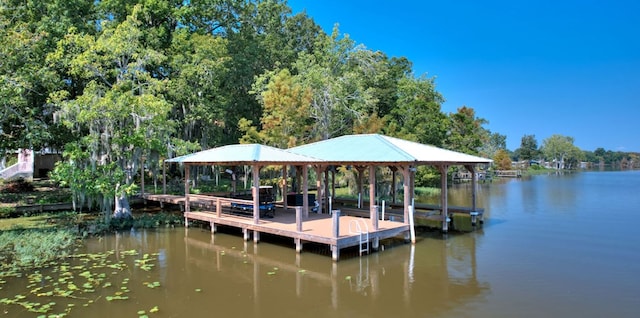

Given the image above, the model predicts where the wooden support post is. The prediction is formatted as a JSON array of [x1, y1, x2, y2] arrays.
[[409, 204, 416, 244], [371, 205, 379, 231], [372, 236, 380, 251], [231, 170, 237, 194], [369, 165, 376, 215], [332, 209, 340, 238], [210, 221, 216, 233], [252, 165, 260, 225], [332, 209, 341, 261], [216, 198, 222, 218], [162, 161, 166, 194], [253, 231, 260, 243], [403, 166, 411, 224], [282, 166, 288, 210], [295, 166, 302, 193], [295, 206, 302, 232], [184, 165, 190, 213], [465, 164, 479, 227], [243, 228, 250, 241], [324, 167, 330, 212], [295, 238, 302, 253], [302, 165, 309, 217], [331, 168, 336, 198], [140, 157, 145, 198], [439, 165, 450, 233], [356, 166, 365, 208], [391, 167, 397, 204], [315, 166, 324, 213]]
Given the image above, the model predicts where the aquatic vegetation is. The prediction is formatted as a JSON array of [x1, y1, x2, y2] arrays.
[[0, 248, 163, 317], [0, 229, 76, 270]]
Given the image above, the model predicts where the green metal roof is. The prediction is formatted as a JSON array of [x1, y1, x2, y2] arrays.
[[166, 134, 492, 166], [166, 143, 321, 165], [287, 134, 492, 165]]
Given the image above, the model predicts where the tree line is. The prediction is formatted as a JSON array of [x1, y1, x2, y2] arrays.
[[509, 134, 639, 170], [1, 0, 496, 214], [2, 0, 636, 215]]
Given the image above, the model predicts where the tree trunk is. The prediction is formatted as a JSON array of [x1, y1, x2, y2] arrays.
[[113, 184, 132, 219]]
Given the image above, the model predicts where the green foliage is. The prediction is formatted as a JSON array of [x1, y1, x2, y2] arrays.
[[493, 149, 513, 170], [445, 106, 488, 155], [415, 166, 442, 188], [515, 134, 540, 161], [541, 134, 583, 169], [480, 132, 507, 159], [87, 212, 184, 234], [387, 75, 447, 147], [248, 68, 313, 147], [0, 229, 76, 270]]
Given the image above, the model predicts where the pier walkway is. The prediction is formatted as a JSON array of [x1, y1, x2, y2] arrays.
[[144, 194, 410, 261]]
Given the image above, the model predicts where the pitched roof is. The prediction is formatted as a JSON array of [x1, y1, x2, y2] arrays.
[[287, 134, 492, 165], [166, 134, 492, 166], [166, 143, 321, 165]]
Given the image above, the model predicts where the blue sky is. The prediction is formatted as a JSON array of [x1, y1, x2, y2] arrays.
[[288, 0, 640, 152]]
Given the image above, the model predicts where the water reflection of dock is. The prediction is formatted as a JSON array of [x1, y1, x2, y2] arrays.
[[182, 228, 489, 314]]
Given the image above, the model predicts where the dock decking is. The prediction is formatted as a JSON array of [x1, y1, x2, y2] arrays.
[[144, 194, 410, 261]]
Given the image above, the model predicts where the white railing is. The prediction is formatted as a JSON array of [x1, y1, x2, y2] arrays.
[[0, 162, 33, 180]]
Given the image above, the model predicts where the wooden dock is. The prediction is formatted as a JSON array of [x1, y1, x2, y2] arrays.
[[143, 194, 410, 261], [494, 170, 522, 178]]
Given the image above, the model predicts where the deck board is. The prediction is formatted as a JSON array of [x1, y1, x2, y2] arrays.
[[143, 194, 410, 259]]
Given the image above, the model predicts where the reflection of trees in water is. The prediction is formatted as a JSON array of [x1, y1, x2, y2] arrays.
[[182, 228, 489, 316]]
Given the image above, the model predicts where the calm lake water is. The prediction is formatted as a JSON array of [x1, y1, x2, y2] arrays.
[[3, 170, 640, 317]]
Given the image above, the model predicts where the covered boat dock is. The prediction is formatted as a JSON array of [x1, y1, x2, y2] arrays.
[[144, 134, 491, 261]]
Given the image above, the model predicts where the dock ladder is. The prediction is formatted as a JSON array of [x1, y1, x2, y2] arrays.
[[349, 219, 370, 256]]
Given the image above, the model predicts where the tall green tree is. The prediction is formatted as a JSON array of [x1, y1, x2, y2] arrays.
[[246, 68, 313, 147], [541, 134, 583, 169], [479, 132, 507, 159], [166, 30, 229, 149], [293, 27, 379, 140], [493, 149, 513, 170], [386, 75, 447, 146], [0, 0, 95, 153], [50, 5, 173, 217], [445, 106, 488, 155], [515, 134, 540, 161]]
